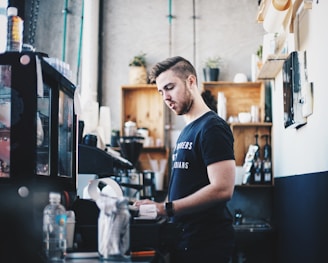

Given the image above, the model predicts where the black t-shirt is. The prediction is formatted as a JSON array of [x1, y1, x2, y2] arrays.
[[168, 110, 235, 251]]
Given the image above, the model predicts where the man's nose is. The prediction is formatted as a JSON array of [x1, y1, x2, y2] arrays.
[[162, 91, 171, 101]]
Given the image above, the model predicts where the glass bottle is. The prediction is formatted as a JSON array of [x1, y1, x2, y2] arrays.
[[6, 6, 23, 52], [252, 134, 262, 184], [262, 134, 272, 184]]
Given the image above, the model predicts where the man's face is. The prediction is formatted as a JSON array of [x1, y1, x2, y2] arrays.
[[156, 70, 193, 115]]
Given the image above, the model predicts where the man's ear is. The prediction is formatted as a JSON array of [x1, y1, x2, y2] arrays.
[[187, 74, 197, 87]]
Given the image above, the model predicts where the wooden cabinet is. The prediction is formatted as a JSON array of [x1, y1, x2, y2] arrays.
[[202, 81, 266, 122], [121, 84, 169, 186], [121, 84, 164, 146], [202, 81, 273, 184], [230, 122, 272, 167]]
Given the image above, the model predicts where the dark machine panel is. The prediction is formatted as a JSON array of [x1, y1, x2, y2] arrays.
[[0, 52, 77, 262]]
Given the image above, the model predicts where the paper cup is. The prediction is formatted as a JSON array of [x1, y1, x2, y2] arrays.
[[155, 171, 164, 190], [66, 210, 75, 249]]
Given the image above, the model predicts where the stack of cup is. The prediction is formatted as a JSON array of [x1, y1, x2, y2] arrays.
[[66, 210, 75, 250], [251, 105, 260, 122], [148, 157, 167, 191]]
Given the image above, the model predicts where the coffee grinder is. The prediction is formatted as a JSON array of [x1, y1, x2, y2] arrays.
[[114, 136, 156, 200]]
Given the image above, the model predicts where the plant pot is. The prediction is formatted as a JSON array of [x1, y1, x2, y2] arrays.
[[129, 66, 147, 84], [203, 67, 220, 81]]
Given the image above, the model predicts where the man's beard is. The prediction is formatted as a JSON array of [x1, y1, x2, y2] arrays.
[[177, 98, 193, 115], [176, 88, 193, 115]]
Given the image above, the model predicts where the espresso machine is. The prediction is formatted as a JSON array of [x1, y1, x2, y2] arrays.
[[78, 125, 156, 201], [75, 134, 177, 256]]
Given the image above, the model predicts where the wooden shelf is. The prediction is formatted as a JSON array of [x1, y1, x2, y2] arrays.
[[257, 54, 288, 80], [230, 122, 272, 128]]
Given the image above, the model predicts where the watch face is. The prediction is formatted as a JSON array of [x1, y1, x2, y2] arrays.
[[165, 202, 174, 217]]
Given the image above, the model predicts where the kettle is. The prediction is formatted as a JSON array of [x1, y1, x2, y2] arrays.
[[124, 121, 137, 136]]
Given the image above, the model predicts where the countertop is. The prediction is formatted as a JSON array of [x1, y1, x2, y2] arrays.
[[65, 252, 154, 263], [65, 251, 164, 263]]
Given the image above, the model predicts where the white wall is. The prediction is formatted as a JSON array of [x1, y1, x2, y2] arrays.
[[25, 0, 264, 133], [100, 0, 264, 131], [26, 0, 328, 177], [272, 1, 328, 177]]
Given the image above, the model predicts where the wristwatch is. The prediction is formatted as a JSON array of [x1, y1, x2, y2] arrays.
[[165, 201, 175, 217]]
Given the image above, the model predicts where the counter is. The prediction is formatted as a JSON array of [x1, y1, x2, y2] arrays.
[[65, 252, 163, 263]]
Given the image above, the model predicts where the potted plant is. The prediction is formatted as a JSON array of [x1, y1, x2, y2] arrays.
[[256, 45, 263, 69], [129, 52, 148, 84], [203, 56, 223, 81]]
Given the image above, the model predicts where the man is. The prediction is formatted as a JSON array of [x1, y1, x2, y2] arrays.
[[135, 56, 236, 263]]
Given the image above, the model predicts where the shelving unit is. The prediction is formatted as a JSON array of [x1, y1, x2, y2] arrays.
[[202, 81, 265, 121], [230, 122, 272, 166], [121, 84, 164, 147], [203, 81, 273, 185], [122, 82, 273, 186], [121, 84, 169, 186]]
